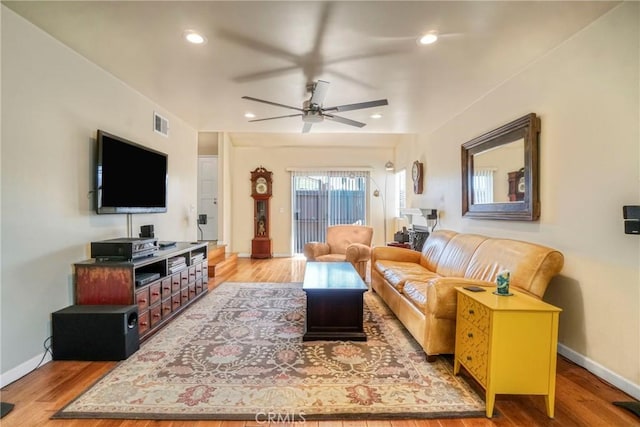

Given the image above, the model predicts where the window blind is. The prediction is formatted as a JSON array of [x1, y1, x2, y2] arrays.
[[473, 168, 495, 204], [291, 170, 369, 254]]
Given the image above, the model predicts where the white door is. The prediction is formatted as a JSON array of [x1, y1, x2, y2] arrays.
[[197, 156, 218, 241]]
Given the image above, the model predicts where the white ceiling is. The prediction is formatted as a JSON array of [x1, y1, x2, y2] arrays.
[[5, 1, 618, 138]]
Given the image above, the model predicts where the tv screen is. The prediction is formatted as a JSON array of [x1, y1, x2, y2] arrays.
[[96, 130, 168, 214]]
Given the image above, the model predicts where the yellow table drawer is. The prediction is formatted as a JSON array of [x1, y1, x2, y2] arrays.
[[458, 293, 490, 333], [456, 319, 488, 384]]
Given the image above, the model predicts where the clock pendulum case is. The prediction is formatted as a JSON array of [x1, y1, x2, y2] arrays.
[[250, 167, 273, 259]]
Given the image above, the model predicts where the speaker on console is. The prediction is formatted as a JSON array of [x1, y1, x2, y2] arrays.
[[52, 305, 139, 361]]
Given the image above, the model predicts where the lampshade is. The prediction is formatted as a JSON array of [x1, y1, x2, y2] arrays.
[[384, 161, 394, 171]]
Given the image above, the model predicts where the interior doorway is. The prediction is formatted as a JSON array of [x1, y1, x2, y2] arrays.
[[197, 155, 218, 241]]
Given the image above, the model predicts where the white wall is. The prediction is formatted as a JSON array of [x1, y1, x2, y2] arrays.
[[227, 141, 396, 256], [1, 7, 199, 383], [398, 2, 639, 396]]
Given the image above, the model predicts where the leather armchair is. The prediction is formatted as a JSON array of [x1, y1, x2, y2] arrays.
[[304, 225, 374, 279]]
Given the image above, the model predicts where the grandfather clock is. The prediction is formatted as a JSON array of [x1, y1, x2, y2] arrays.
[[250, 166, 273, 259]]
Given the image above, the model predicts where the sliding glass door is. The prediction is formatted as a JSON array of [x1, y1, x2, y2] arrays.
[[291, 170, 368, 254]]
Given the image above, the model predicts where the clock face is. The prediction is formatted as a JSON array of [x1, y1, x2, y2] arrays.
[[256, 182, 268, 194], [518, 177, 526, 193]]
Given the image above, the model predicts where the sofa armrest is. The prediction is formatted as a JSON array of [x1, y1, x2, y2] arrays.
[[371, 246, 422, 265], [427, 277, 494, 320], [303, 242, 331, 260], [345, 243, 371, 263]]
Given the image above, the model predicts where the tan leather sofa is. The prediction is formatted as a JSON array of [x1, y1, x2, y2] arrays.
[[304, 225, 373, 279], [371, 230, 564, 360]]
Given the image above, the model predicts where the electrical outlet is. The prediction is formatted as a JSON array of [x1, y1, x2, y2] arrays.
[[198, 214, 207, 225]]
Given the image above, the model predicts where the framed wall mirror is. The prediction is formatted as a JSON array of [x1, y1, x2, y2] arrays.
[[461, 113, 541, 220]]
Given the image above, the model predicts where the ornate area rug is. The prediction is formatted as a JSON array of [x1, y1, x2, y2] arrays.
[[54, 282, 485, 420]]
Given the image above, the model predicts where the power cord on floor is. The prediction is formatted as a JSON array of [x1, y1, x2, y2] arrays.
[[0, 337, 51, 418], [33, 336, 53, 371]]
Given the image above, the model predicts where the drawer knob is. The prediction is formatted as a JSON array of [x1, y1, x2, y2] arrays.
[[139, 298, 147, 303], [153, 313, 161, 318], [467, 333, 473, 338], [468, 309, 475, 315], [466, 356, 472, 361]]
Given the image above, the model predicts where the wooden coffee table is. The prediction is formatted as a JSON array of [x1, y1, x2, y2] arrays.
[[302, 262, 368, 341]]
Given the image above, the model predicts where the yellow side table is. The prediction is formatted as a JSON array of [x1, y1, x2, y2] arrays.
[[453, 287, 562, 418]]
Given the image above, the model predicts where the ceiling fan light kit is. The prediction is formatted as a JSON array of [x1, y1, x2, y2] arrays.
[[183, 30, 206, 45], [242, 80, 388, 133], [418, 32, 438, 45]]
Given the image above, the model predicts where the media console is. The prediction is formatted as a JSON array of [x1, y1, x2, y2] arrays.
[[74, 241, 208, 342]]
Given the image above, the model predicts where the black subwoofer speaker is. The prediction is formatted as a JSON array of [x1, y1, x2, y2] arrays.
[[52, 305, 139, 361]]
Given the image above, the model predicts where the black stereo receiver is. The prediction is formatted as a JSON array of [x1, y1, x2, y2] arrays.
[[91, 237, 159, 261]]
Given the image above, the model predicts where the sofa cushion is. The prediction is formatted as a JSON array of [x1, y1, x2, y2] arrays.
[[434, 233, 488, 277], [376, 260, 438, 291], [403, 280, 428, 312], [464, 238, 565, 298], [419, 230, 457, 271]]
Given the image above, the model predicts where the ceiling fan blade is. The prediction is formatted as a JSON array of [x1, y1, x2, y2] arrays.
[[302, 2, 333, 83], [248, 113, 303, 123], [302, 122, 313, 133], [324, 99, 389, 113], [217, 29, 299, 64], [242, 96, 303, 112], [309, 80, 330, 105], [324, 114, 366, 128], [325, 68, 375, 90], [233, 65, 301, 83]]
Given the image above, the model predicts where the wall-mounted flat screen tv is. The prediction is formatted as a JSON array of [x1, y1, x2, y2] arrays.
[[96, 130, 168, 214]]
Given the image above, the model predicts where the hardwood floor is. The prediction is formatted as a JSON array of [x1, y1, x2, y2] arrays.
[[1, 257, 638, 427]]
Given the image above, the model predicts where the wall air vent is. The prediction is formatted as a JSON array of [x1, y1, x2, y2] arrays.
[[153, 112, 169, 137]]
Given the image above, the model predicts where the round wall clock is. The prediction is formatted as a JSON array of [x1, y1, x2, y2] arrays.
[[412, 161, 424, 194]]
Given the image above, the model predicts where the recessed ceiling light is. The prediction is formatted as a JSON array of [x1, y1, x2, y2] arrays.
[[184, 30, 206, 45], [244, 112, 256, 119], [418, 32, 438, 45], [370, 113, 382, 119]]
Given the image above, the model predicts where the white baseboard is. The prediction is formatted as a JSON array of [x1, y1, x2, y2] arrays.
[[0, 351, 52, 388], [558, 343, 640, 400]]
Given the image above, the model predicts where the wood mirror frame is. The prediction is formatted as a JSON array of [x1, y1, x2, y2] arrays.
[[461, 113, 541, 221]]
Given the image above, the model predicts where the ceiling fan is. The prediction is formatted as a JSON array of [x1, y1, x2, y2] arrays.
[[241, 80, 388, 133]]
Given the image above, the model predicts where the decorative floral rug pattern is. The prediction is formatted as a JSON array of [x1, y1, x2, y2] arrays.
[[54, 282, 485, 420]]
